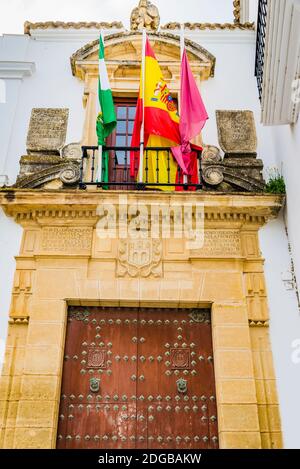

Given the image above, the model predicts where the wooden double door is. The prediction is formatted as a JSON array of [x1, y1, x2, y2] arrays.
[[57, 307, 218, 449]]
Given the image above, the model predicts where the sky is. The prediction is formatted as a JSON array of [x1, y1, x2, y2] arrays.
[[0, 0, 234, 35]]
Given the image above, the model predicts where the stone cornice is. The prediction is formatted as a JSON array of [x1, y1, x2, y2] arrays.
[[0, 189, 284, 227], [24, 21, 124, 35], [24, 21, 255, 36], [161, 22, 255, 31], [0, 61, 36, 79]]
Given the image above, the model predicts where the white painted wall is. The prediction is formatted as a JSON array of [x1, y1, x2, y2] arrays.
[[268, 120, 300, 284], [260, 216, 300, 449]]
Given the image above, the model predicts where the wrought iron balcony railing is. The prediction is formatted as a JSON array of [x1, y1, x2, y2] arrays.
[[255, 0, 268, 101], [79, 146, 203, 191]]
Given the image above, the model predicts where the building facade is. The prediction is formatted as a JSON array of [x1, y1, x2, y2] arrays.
[[0, 0, 299, 449]]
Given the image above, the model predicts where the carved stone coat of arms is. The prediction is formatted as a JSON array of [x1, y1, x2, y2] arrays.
[[117, 238, 162, 277]]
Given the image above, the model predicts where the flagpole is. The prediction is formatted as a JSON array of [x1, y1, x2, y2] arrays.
[[97, 29, 103, 183], [138, 28, 146, 184], [180, 23, 184, 60], [180, 23, 188, 185]]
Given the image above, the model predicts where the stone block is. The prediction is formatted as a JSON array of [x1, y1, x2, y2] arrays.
[[27, 322, 65, 347], [213, 325, 251, 349], [24, 346, 63, 375], [214, 350, 254, 379], [218, 404, 260, 432], [13, 427, 55, 449], [217, 379, 257, 404], [16, 400, 58, 428], [20, 376, 61, 401], [219, 431, 261, 449]]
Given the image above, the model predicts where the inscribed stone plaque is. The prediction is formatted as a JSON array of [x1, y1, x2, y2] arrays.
[[190, 230, 241, 257], [26, 108, 69, 153], [216, 110, 257, 154], [41, 227, 93, 253]]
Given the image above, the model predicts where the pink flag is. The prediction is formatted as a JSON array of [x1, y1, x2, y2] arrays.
[[172, 48, 208, 175]]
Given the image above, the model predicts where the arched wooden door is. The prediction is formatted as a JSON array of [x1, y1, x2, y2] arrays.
[[56, 307, 219, 449]]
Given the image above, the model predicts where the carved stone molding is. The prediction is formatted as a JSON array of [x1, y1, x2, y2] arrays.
[[59, 164, 81, 186], [130, 0, 160, 32], [15, 161, 81, 189], [9, 270, 33, 319], [202, 167, 224, 186], [0, 191, 284, 235], [161, 22, 255, 31], [248, 320, 269, 328], [117, 238, 163, 278], [61, 143, 82, 160], [24, 21, 124, 35], [8, 316, 29, 325]]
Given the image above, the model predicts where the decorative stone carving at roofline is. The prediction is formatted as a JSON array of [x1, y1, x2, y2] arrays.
[[24, 21, 124, 35], [131, 0, 160, 32], [161, 22, 255, 31]]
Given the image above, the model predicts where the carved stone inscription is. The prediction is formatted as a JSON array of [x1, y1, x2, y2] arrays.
[[190, 230, 241, 257], [26, 108, 69, 153], [41, 227, 93, 252], [216, 110, 257, 154]]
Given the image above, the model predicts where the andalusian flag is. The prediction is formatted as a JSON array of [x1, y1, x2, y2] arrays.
[[130, 37, 181, 191], [96, 33, 116, 183]]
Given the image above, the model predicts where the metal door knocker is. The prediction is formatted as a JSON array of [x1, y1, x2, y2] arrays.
[[176, 378, 187, 393], [90, 377, 100, 393]]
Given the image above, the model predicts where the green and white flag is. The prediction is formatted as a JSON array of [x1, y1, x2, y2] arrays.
[[96, 33, 116, 184]]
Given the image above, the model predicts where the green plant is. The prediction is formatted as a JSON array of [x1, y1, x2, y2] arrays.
[[265, 168, 286, 194]]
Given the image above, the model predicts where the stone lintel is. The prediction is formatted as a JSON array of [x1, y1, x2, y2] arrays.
[[0, 189, 284, 227]]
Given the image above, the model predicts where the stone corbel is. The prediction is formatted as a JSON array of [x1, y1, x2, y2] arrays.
[[201, 144, 265, 192]]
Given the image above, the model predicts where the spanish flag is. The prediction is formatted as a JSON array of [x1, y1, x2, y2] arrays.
[[130, 37, 181, 190]]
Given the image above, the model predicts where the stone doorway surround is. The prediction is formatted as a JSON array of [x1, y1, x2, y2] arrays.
[[0, 189, 284, 449]]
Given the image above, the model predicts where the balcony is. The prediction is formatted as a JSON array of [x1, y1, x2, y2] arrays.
[[79, 146, 203, 191], [255, 0, 268, 102], [255, 0, 300, 124]]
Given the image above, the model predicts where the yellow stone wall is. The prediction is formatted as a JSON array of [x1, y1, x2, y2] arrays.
[[0, 190, 284, 449]]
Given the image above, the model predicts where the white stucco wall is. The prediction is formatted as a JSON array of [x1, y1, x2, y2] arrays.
[[260, 216, 300, 449], [268, 121, 300, 284]]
